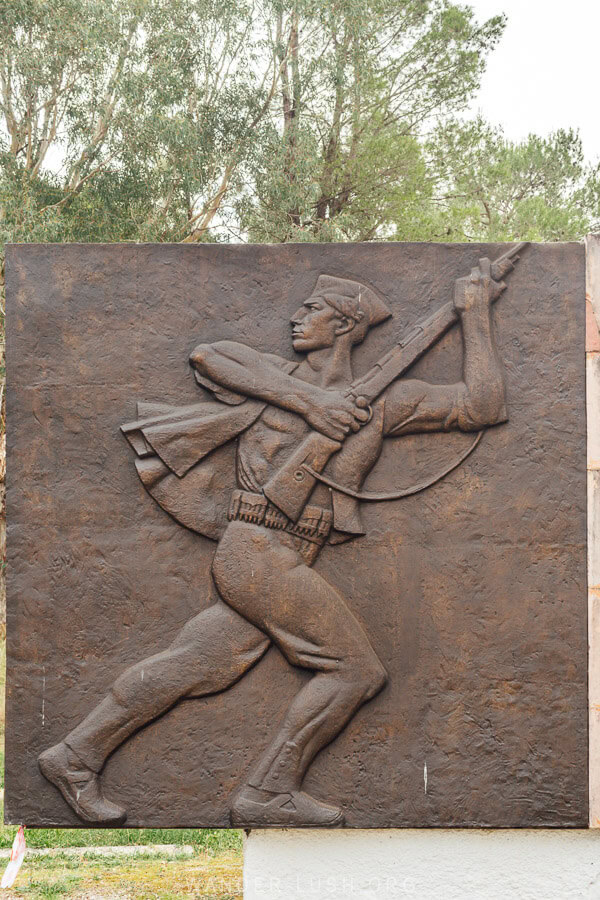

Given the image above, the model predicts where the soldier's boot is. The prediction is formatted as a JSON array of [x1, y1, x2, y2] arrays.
[[38, 741, 126, 825], [230, 785, 344, 827]]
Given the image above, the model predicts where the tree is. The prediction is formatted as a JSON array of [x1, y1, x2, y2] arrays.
[[238, 0, 506, 241], [421, 118, 600, 241], [1, 0, 599, 624], [0, 0, 281, 255]]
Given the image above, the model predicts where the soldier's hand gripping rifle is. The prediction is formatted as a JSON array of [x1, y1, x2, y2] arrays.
[[263, 243, 528, 522]]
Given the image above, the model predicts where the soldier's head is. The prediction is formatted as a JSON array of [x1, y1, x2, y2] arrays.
[[291, 275, 391, 353]]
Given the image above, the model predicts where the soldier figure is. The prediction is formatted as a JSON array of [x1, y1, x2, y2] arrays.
[[39, 260, 507, 827]]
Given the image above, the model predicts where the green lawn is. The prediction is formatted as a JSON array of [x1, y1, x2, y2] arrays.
[[0, 826, 242, 853]]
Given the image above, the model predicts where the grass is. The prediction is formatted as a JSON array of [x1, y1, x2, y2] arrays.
[[0, 827, 242, 853], [2, 851, 243, 900], [0, 640, 244, 897]]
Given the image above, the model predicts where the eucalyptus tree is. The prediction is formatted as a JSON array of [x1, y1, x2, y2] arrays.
[[0, 0, 279, 254], [1, 0, 598, 622], [238, 0, 505, 241]]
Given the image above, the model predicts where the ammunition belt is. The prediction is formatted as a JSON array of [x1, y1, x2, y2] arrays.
[[228, 489, 332, 545]]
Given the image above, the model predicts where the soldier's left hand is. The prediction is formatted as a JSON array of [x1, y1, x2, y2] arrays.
[[453, 257, 495, 315]]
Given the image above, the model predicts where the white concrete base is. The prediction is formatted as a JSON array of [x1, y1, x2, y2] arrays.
[[244, 829, 600, 899]]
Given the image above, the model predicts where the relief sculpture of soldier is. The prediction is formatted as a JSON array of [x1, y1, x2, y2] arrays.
[[38, 248, 524, 827]]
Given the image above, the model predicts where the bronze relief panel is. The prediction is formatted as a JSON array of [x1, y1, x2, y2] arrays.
[[5, 241, 586, 827]]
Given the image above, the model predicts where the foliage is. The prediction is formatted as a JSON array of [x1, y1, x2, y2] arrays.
[[238, 0, 506, 241], [0, 0, 285, 619], [0, 1, 597, 876], [0, 0, 279, 251], [0, 0, 597, 633], [422, 117, 600, 242], [0, 824, 241, 852], [1, 0, 597, 251], [2, 849, 243, 899]]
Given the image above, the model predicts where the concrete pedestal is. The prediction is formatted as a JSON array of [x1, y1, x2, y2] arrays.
[[243, 829, 600, 899]]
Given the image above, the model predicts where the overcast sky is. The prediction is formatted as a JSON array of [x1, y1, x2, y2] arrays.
[[467, 0, 598, 162]]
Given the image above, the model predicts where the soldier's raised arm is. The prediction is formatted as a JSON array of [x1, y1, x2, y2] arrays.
[[383, 258, 508, 437]]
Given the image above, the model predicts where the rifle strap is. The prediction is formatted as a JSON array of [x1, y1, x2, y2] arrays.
[[302, 429, 484, 502]]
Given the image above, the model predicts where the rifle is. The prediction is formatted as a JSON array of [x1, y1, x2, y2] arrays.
[[263, 243, 528, 522]]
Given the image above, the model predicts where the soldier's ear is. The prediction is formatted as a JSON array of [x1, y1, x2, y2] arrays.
[[334, 315, 355, 336]]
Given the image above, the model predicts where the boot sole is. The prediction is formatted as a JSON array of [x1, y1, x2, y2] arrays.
[[230, 799, 344, 828]]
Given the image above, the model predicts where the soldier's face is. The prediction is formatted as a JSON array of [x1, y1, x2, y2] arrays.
[[291, 295, 341, 352]]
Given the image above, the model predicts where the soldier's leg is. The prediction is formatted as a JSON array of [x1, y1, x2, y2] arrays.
[[65, 602, 270, 771], [212, 521, 387, 824], [39, 601, 269, 823]]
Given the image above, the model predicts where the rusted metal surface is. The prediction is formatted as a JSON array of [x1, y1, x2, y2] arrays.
[[5, 242, 587, 827]]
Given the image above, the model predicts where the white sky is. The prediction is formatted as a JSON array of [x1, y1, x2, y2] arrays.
[[467, 0, 599, 162]]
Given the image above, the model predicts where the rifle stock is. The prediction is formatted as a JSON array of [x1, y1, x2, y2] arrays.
[[262, 432, 341, 522], [263, 243, 528, 521]]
